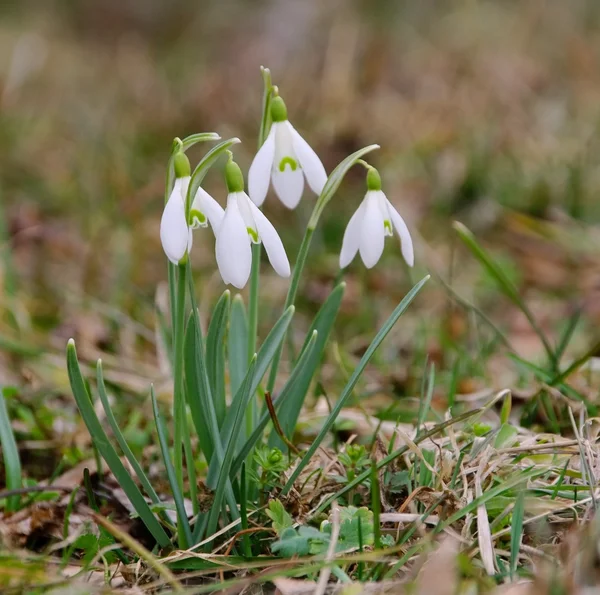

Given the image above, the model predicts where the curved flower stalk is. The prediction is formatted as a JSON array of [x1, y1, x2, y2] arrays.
[[160, 151, 223, 264], [340, 166, 414, 269], [216, 157, 290, 288], [248, 96, 327, 209]]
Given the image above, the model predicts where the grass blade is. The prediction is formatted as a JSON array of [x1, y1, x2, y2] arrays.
[[453, 221, 555, 365], [269, 282, 345, 449], [510, 488, 525, 578], [229, 295, 249, 399], [206, 291, 230, 427], [150, 386, 193, 548], [206, 357, 258, 538], [282, 275, 430, 493], [66, 340, 171, 547], [0, 388, 21, 511]]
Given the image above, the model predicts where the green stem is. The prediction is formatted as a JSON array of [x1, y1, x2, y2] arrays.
[[173, 263, 187, 498], [248, 245, 260, 363], [266, 227, 314, 392]]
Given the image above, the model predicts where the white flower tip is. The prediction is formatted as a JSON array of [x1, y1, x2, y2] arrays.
[[67, 338, 75, 348]]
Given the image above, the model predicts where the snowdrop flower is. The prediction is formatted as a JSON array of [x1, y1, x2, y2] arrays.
[[248, 96, 327, 209], [340, 167, 414, 269], [216, 158, 290, 288], [160, 152, 193, 265], [160, 151, 224, 264]]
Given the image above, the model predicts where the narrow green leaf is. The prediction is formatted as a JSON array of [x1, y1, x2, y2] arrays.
[[0, 388, 21, 511], [181, 132, 221, 152], [308, 144, 380, 229], [207, 306, 295, 486], [184, 269, 239, 528], [453, 221, 554, 364], [231, 330, 319, 477], [510, 489, 525, 578], [206, 291, 230, 427], [416, 362, 435, 436], [66, 340, 170, 547], [269, 283, 345, 449], [150, 386, 193, 548], [96, 361, 166, 517], [206, 357, 258, 538], [283, 275, 430, 493], [229, 295, 249, 398]]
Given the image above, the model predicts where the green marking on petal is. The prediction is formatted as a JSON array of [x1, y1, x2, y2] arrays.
[[247, 227, 259, 243], [189, 210, 207, 228], [278, 157, 298, 172], [384, 220, 393, 235]]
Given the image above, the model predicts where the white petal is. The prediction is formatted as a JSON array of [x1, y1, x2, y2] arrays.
[[385, 196, 414, 267], [288, 121, 327, 195], [215, 196, 252, 288], [359, 194, 385, 268], [191, 187, 224, 232], [248, 125, 276, 207], [339, 199, 366, 268], [160, 187, 190, 265], [246, 197, 290, 278], [271, 167, 304, 209]]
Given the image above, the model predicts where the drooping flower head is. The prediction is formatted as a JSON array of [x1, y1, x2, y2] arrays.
[[248, 96, 327, 209], [160, 151, 193, 265], [160, 150, 224, 265], [340, 166, 414, 269], [216, 156, 290, 289]]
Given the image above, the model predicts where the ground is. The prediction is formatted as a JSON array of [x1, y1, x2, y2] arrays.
[[1, 1, 600, 593]]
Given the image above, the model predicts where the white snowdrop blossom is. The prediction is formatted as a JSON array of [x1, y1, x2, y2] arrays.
[[340, 168, 414, 269], [216, 159, 290, 288], [248, 96, 327, 209], [160, 151, 224, 265]]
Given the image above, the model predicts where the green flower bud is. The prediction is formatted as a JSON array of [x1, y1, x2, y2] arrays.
[[225, 159, 245, 193], [267, 448, 283, 465], [270, 96, 288, 123], [366, 167, 382, 191], [173, 151, 191, 178]]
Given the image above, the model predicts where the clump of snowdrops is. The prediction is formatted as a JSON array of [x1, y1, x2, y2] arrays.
[[66, 67, 428, 550]]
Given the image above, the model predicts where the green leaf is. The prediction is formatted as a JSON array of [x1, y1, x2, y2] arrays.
[[66, 340, 171, 548], [453, 221, 554, 365], [271, 526, 325, 557], [494, 424, 518, 449], [269, 283, 345, 450], [510, 489, 525, 578], [258, 66, 273, 148], [96, 361, 169, 524], [207, 306, 295, 486], [229, 295, 249, 398], [308, 144, 380, 229], [0, 387, 21, 511], [206, 356, 258, 538], [150, 386, 193, 548], [265, 499, 294, 536], [231, 329, 319, 478], [185, 137, 241, 217], [206, 291, 230, 427], [282, 276, 430, 493]]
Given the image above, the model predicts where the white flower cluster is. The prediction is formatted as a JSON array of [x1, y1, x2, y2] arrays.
[[160, 95, 413, 288]]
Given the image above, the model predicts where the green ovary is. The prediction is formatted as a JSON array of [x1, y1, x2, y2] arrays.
[[278, 157, 298, 172]]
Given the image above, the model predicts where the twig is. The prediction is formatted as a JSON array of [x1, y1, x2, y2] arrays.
[[91, 510, 184, 593], [264, 391, 301, 455], [315, 501, 341, 595]]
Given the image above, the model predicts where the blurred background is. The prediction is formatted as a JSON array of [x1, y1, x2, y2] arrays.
[[2, 0, 600, 413]]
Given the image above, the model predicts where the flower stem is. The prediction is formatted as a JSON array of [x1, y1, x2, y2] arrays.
[[246, 244, 260, 442], [173, 263, 187, 504], [266, 227, 314, 392]]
